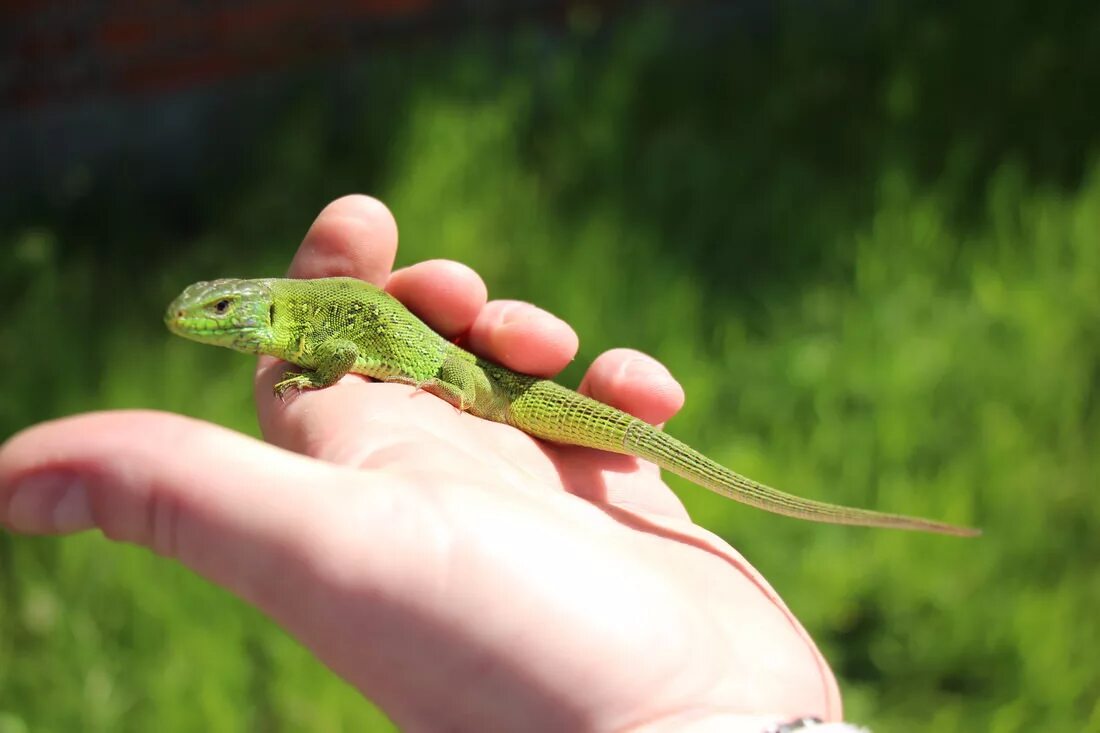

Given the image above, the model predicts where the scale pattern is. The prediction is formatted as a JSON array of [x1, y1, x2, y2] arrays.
[[269, 277, 451, 382]]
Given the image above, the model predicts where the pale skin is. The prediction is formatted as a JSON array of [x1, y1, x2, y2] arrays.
[[0, 196, 842, 731]]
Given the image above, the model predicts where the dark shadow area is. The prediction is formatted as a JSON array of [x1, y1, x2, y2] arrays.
[[4, 2, 1097, 313]]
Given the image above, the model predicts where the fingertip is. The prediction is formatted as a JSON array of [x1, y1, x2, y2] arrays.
[[2, 472, 93, 534], [289, 195, 398, 284], [578, 349, 685, 425], [466, 301, 579, 377], [386, 260, 488, 338]]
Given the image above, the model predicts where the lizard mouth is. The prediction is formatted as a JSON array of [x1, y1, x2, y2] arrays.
[[164, 308, 266, 351], [163, 309, 193, 335], [163, 310, 216, 337]]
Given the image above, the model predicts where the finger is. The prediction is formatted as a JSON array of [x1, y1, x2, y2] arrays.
[[257, 195, 400, 431], [0, 409, 467, 725], [464, 300, 579, 377], [577, 349, 685, 426], [287, 195, 399, 284], [1, 410, 321, 545], [0, 410, 416, 625], [386, 260, 488, 339], [553, 349, 686, 513]]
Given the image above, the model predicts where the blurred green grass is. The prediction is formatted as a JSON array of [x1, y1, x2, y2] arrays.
[[2, 5, 1099, 730]]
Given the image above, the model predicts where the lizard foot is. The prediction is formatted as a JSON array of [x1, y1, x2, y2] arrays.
[[273, 371, 322, 402], [383, 375, 470, 412]]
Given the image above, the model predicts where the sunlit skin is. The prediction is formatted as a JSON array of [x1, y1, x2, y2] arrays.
[[0, 196, 843, 731]]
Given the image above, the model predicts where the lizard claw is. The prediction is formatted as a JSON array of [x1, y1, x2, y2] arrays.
[[273, 371, 309, 402]]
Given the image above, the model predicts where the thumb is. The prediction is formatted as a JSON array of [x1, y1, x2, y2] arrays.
[[0, 410, 413, 626]]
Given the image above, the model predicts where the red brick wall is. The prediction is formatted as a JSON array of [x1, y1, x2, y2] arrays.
[[2, 1, 583, 108]]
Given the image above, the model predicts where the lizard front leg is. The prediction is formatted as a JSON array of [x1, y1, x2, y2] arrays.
[[274, 339, 361, 399]]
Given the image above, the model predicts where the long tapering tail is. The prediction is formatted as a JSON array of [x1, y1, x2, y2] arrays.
[[623, 421, 980, 537], [503, 377, 978, 536]]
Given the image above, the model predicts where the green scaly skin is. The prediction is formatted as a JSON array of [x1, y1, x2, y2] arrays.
[[165, 277, 980, 537]]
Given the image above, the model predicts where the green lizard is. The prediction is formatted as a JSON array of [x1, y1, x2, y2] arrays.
[[166, 277, 979, 537]]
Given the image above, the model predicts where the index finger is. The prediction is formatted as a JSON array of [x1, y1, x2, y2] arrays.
[[287, 195, 399, 284], [256, 195, 400, 432]]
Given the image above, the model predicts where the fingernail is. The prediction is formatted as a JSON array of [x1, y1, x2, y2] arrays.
[[6, 473, 93, 533], [622, 356, 670, 382], [497, 302, 526, 326], [53, 477, 94, 532]]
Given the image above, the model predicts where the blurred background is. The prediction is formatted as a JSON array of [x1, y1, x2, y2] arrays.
[[1, 1, 1098, 730]]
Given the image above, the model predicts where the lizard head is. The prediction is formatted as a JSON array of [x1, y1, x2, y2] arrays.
[[165, 278, 275, 354]]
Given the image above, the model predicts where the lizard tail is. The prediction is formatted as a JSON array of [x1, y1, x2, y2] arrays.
[[623, 421, 980, 537]]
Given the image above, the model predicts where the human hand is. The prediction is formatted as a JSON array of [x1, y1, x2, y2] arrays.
[[0, 196, 841, 731]]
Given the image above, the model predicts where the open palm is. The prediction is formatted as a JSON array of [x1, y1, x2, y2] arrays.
[[0, 196, 840, 731]]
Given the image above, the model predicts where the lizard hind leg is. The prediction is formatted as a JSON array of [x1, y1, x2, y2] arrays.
[[384, 374, 474, 412], [384, 356, 479, 412]]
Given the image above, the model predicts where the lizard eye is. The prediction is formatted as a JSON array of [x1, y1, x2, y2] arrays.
[[214, 299, 230, 314]]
